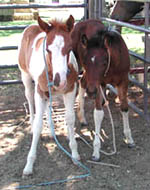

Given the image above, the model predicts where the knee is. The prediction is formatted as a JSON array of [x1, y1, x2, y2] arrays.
[[120, 102, 128, 112]]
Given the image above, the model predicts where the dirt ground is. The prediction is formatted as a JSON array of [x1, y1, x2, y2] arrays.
[[0, 69, 150, 190]]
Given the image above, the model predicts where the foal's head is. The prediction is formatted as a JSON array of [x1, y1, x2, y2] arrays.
[[81, 29, 123, 99], [38, 15, 75, 90]]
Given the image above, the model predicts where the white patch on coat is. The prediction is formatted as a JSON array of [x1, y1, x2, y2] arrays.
[[122, 111, 134, 144], [91, 56, 96, 63], [92, 109, 104, 160], [68, 51, 78, 73], [29, 32, 46, 82]]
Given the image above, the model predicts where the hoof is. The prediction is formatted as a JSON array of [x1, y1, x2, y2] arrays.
[[22, 172, 32, 179], [123, 138, 135, 148], [22, 174, 30, 179], [91, 156, 100, 162], [128, 142, 136, 148], [22, 168, 33, 178], [72, 156, 81, 165]]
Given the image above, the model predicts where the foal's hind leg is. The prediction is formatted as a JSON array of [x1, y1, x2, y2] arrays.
[[117, 84, 135, 147], [21, 71, 34, 129], [77, 77, 88, 126], [63, 84, 80, 161]]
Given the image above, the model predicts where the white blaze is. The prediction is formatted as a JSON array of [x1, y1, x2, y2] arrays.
[[91, 56, 96, 63], [48, 35, 67, 83]]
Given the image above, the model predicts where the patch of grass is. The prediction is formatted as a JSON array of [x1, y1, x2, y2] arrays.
[[0, 20, 37, 37], [103, 22, 145, 35], [130, 47, 144, 56], [129, 47, 144, 66], [0, 30, 22, 37], [122, 27, 144, 35]]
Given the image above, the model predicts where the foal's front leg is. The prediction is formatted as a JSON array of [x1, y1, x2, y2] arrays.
[[23, 89, 46, 176], [92, 89, 104, 161], [63, 84, 80, 161]]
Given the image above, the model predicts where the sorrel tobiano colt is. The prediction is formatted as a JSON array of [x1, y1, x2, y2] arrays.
[[72, 23, 135, 161], [18, 15, 80, 176]]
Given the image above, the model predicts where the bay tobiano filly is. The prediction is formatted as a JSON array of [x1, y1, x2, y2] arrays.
[[18, 15, 80, 176], [77, 28, 135, 161]]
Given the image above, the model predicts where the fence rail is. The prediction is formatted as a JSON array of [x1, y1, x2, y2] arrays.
[[0, 25, 27, 30], [0, 46, 18, 50], [0, 3, 86, 9], [0, 1, 149, 121]]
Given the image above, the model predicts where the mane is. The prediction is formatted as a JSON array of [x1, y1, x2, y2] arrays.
[[48, 19, 69, 32], [87, 34, 103, 49], [87, 28, 122, 49]]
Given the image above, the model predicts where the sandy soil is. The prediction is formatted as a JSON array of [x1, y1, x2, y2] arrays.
[[0, 67, 150, 190]]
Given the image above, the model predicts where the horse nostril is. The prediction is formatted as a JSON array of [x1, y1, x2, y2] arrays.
[[54, 72, 60, 87]]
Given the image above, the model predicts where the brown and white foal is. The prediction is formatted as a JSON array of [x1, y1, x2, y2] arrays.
[[18, 16, 80, 176]]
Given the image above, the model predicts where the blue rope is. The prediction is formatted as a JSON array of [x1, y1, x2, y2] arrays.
[[42, 36, 91, 176], [14, 36, 90, 190]]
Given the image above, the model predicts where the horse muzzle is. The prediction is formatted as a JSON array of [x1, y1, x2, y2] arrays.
[[53, 72, 67, 90], [86, 86, 97, 99]]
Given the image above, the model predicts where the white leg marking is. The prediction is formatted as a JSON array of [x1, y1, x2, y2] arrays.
[[21, 72, 34, 129], [45, 101, 53, 138], [23, 88, 46, 176], [63, 84, 80, 161], [92, 109, 104, 161], [77, 84, 87, 125], [122, 111, 134, 145]]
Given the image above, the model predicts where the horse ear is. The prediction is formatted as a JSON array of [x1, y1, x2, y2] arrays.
[[37, 16, 52, 33], [81, 34, 88, 48], [66, 15, 75, 32]]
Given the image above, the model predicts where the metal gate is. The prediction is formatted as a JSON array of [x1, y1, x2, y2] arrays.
[[0, 0, 149, 122], [0, 1, 88, 85], [98, 0, 150, 122]]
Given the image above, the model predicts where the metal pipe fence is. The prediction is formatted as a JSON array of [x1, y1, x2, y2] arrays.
[[0, 3, 86, 9], [100, 2, 150, 122], [0, 1, 88, 83], [0, 0, 149, 121]]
